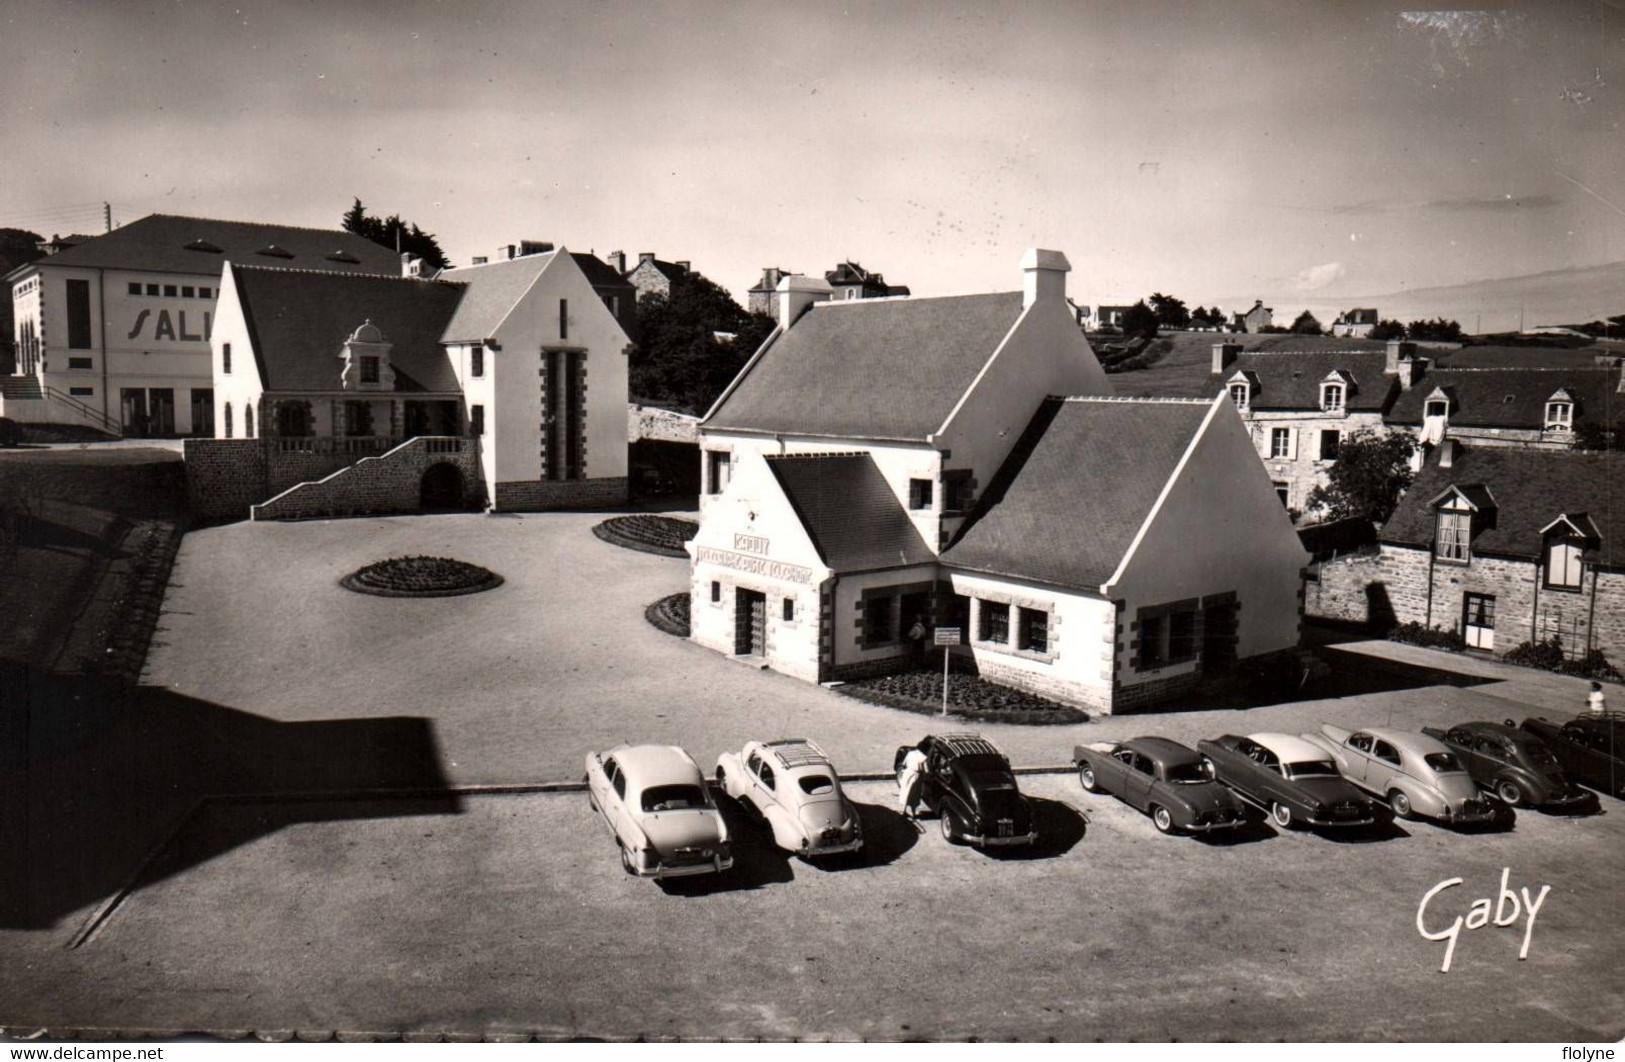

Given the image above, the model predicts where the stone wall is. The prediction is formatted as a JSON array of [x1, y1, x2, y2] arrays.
[[1244, 410, 1387, 515], [184, 439, 268, 523], [492, 476, 627, 512], [628, 403, 700, 444], [252, 438, 482, 521]]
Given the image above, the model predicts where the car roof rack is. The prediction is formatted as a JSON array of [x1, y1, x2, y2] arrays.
[[764, 738, 832, 770], [937, 733, 1006, 760]]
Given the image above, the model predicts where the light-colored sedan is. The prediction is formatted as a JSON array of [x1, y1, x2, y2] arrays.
[[716, 739, 863, 858], [584, 744, 733, 879], [1299, 724, 1504, 825]]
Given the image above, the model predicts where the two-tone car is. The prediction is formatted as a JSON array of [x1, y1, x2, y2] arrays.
[[1520, 712, 1624, 799], [1196, 732, 1379, 829], [1074, 737, 1247, 834], [895, 733, 1037, 848], [716, 738, 863, 858], [1422, 720, 1598, 811], [584, 744, 733, 879], [1299, 725, 1503, 826]]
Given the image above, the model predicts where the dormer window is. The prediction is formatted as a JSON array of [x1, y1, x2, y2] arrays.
[[183, 239, 224, 254], [1437, 508, 1471, 562], [326, 250, 360, 263], [360, 356, 380, 384], [1320, 381, 1345, 412], [1545, 391, 1573, 432], [1425, 399, 1449, 419], [1229, 383, 1249, 410], [1545, 535, 1584, 589], [256, 244, 295, 259]]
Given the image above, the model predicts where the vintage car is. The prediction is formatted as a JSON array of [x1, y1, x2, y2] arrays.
[[1422, 720, 1598, 811], [1299, 725, 1503, 825], [715, 738, 863, 858], [584, 744, 733, 879], [1520, 712, 1624, 799], [1073, 737, 1247, 834], [894, 733, 1037, 847], [1196, 732, 1379, 829]]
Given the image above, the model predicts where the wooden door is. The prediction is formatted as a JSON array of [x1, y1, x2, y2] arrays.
[[1463, 593, 1496, 651]]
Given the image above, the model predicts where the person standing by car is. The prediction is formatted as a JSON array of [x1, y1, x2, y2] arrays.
[[898, 743, 928, 820], [1589, 681, 1608, 715]]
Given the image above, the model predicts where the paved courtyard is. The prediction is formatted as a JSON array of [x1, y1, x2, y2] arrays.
[[3, 510, 1621, 1041]]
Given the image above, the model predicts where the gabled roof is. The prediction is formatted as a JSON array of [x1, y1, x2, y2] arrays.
[[12, 213, 402, 278], [941, 397, 1212, 591], [1207, 350, 1395, 411], [630, 257, 688, 282], [705, 292, 1026, 440], [1540, 512, 1600, 540], [1382, 445, 1624, 565], [570, 252, 634, 292], [436, 251, 557, 342], [1385, 367, 1624, 429], [231, 265, 464, 393], [826, 261, 873, 284], [764, 452, 934, 572], [1338, 308, 1379, 325]]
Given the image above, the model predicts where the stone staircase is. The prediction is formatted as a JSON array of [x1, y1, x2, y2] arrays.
[[0, 375, 45, 401], [250, 436, 481, 520], [0, 374, 120, 435]]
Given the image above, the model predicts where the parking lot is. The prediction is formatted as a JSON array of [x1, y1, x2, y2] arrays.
[[3, 510, 1622, 1041]]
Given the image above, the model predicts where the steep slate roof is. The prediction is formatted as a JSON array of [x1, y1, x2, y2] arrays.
[[14, 214, 401, 277], [1338, 308, 1379, 325], [630, 257, 688, 282], [437, 251, 557, 342], [232, 266, 464, 393], [571, 251, 634, 292], [764, 453, 934, 572], [942, 398, 1212, 590], [1214, 350, 1396, 411], [706, 292, 1026, 440], [1381, 445, 1625, 566], [1385, 367, 1625, 429]]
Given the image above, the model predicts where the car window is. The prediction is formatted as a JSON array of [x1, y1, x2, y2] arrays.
[[758, 762, 776, 791], [1285, 760, 1337, 778], [1424, 752, 1464, 773], [1165, 761, 1210, 784], [1113, 748, 1135, 766], [1132, 754, 1156, 777], [604, 757, 625, 799], [799, 772, 835, 796], [1349, 733, 1374, 754], [641, 784, 707, 812], [746, 752, 763, 774], [1525, 743, 1560, 769], [1373, 740, 1401, 765], [1447, 728, 1472, 746], [1236, 739, 1259, 759], [612, 774, 626, 800], [969, 770, 1017, 792]]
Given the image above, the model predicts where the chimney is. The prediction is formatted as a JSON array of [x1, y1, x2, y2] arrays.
[[776, 274, 833, 327], [471, 256, 488, 266], [1020, 248, 1070, 308], [607, 250, 626, 273], [1385, 339, 1416, 374], [401, 253, 422, 278], [639, 252, 656, 267], [1211, 342, 1243, 374], [496, 244, 517, 261], [1397, 354, 1427, 391], [676, 260, 691, 274], [519, 240, 554, 257], [1438, 438, 1457, 469]]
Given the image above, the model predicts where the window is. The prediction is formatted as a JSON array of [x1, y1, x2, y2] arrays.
[[182, 286, 195, 298], [980, 601, 1009, 645], [1140, 614, 1165, 669], [756, 762, 776, 791], [1018, 608, 1048, 653], [1437, 510, 1471, 562], [1273, 482, 1291, 508], [222, 342, 232, 374], [864, 596, 895, 646], [782, 597, 795, 622], [68, 386, 94, 397], [559, 298, 569, 341], [1228, 383, 1249, 410], [469, 404, 485, 436], [471, 345, 484, 378], [346, 401, 375, 437], [145, 284, 159, 296], [908, 478, 934, 510], [163, 285, 177, 297], [199, 286, 212, 298], [1138, 602, 1199, 670], [1319, 429, 1340, 461], [1373, 740, 1401, 766], [1426, 400, 1448, 419], [1545, 536, 1584, 589], [1168, 610, 1197, 664], [706, 450, 731, 495], [66, 279, 92, 349], [224, 403, 233, 439], [711, 580, 721, 603], [1321, 382, 1345, 412], [1545, 401, 1573, 432], [944, 471, 973, 513], [360, 356, 380, 383], [1349, 733, 1374, 754], [68, 357, 93, 370], [1270, 427, 1293, 459], [244, 405, 254, 438], [128, 282, 142, 296]]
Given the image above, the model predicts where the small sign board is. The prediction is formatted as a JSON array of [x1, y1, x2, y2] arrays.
[[933, 627, 962, 646]]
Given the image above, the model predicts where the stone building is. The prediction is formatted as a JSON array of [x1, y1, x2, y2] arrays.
[[1331, 308, 1379, 338], [4, 214, 400, 435], [687, 248, 1307, 713], [747, 262, 912, 321], [1307, 441, 1625, 664], [622, 252, 691, 302], [1385, 364, 1625, 452], [1231, 300, 1274, 333]]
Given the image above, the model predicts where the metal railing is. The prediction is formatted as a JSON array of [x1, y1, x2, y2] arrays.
[[41, 385, 120, 435]]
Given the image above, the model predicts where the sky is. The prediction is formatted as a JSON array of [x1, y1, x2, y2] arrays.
[[1, 0, 1621, 313]]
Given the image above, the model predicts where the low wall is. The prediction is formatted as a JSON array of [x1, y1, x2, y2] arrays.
[[185, 439, 269, 523], [493, 477, 628, 512], [252, 438, 483, 521], [628, 404, 700, 444], [1304, 550, 1391, 627]]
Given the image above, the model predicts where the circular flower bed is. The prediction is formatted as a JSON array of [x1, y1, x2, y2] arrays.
[[645, 592, 691, 637], [341, 555, 504, 598], [834, 667, 1089, 725], [593, 515, 698, 558]]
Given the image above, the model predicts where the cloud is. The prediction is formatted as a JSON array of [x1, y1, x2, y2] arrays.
[[1293, 262, 1346, 291], [1426, 193, 1559, 212]]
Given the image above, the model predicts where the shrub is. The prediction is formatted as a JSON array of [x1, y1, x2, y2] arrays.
[[0, 417, 19, 448], [1504, 638, 1623, 681], [1390, 622, 1467, 651]]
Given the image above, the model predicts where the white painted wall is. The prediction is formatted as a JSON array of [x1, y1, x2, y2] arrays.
[[945, 569, 1117, 703], [209, 264, 263, 437]]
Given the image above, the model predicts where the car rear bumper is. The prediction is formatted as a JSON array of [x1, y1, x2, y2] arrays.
[[803, 836, 863, 857], [648, 855, 733, 879], [1539, 787, 1600, 811], [1185, 816, 1246, 832], [964, 831, 1038, 847], [1304, 812, 1377, 827]]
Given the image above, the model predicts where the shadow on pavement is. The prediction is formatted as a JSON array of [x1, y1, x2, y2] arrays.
[[805, 800, 917, 872], [660, 795, 795, 895], [1318, 816, 1411, 844], [0, 664, 461, 931], [980, 797, 1086, 861]]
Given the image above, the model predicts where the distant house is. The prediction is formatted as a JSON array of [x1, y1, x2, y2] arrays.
[[1385, 364, 1625, 451], [746, 267, 794, 317], [1332, 308, 1379, 338], [1078, 304, 1134, 331], [1232, 300, 1274, 333], [1308, 441, 1625, 664], [825, 260, 909, 303], [623, 252, 691, 302]]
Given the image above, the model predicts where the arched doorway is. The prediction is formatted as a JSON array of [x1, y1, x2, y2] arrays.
[[420, 462, 465, 511]]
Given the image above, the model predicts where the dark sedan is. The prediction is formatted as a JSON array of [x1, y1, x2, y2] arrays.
[[895, 733, 1037, 848], [1520, 713, 1624, 799], [1074, 737, 1247, 834], [1423, 721, 1598, 811], [1196, 731, 1379, 830]]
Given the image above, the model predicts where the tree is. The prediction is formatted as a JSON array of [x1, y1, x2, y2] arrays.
[[1289, 310, 1323, 335], [1370, 319, 1407, 341], [629, 272, 761, 413], [0, 228, 44, 374], [1148, 292, 1191, 329], [340, 198, 448, 271], [1120, 299, 1159, 339], [1304, 429, 1417, 525], [1407, 317, 1463, 342], [1573, 423, 1623, 451]]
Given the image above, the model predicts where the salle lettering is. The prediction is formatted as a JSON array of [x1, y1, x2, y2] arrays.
[[126, 309, 212, 343], [1415, 868, 1550, 973]]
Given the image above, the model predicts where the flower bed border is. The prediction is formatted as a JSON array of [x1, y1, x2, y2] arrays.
[[340, 557, 504, 598], [832, 673, 1090, 726], [645, 592, 691, 637], [592, 515, 698, 559]]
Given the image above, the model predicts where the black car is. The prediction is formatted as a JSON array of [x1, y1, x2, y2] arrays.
[[895, 733, 1037, 847], [1195, 732, 1379, 829], [1520, 713, 1624, 799], [1422, 720, 1598, 811], [1074, 737, 1247, 834]]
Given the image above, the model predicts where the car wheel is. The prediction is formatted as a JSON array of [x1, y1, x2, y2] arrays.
[[1151, 805, 1175, 834], [618, 844, 636, 876], [1389, 790, 1414, 820], [1078, 763, 1100, 793], [939, 813, 961, 845], [1271, 802, 1293, 829], [1495, 779, 1524, 806]]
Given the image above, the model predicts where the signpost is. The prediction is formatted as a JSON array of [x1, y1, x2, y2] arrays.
[[933, 627, 961, 716]]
